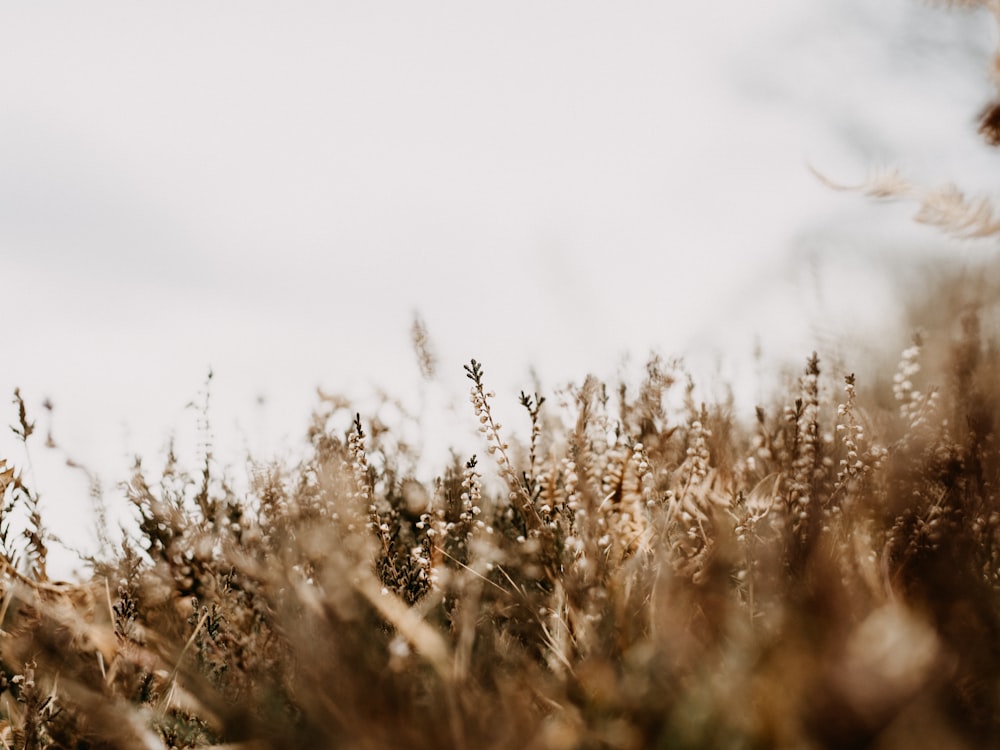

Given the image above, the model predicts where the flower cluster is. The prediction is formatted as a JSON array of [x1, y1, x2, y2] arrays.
[[465, 359, 542, 535], [459, 455, 486, 533], [683, 415, 712, 488], [893, 338, 939, 431], [835, 374, 888, 491], [789, 353, 822, 515]]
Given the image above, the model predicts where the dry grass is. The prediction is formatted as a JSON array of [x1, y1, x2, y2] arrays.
[[4, 276, 1000, 749], [5, 4, 1000, 748], [817, 0, 1000, 240]]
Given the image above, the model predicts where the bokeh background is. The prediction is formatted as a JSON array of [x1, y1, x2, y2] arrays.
[[3, 1, 999, 573]]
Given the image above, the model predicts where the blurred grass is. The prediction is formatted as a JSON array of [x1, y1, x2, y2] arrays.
[[3, 256, 1000, 748]]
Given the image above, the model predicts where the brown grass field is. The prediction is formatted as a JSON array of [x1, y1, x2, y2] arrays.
[[7, 2, 1000, 747], [2, 266, 1000, 749]]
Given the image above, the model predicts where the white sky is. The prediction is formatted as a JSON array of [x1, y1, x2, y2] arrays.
[[2, 1, 999, 574]]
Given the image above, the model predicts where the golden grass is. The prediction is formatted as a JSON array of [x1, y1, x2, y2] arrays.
[[3, 278, 1000, 748], [3, 4, 1000, 748]]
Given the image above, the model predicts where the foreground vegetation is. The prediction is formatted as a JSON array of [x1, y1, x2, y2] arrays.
[[3, 4, 999, 748], [4, 275, 1000, 748]]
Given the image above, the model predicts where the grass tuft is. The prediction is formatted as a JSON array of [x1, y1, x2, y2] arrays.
[[5, 284, 1000, 747]]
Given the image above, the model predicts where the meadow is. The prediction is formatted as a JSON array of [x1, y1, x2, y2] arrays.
[[6, 2, 1000, 747], [2, 265, 1000, 749]]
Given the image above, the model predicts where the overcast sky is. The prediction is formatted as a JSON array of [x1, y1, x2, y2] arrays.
[[3, 1, 999, 573]]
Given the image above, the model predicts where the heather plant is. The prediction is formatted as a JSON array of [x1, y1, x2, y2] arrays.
[[1, 307, 1000, 748], [5, 3, 1000, 749]]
